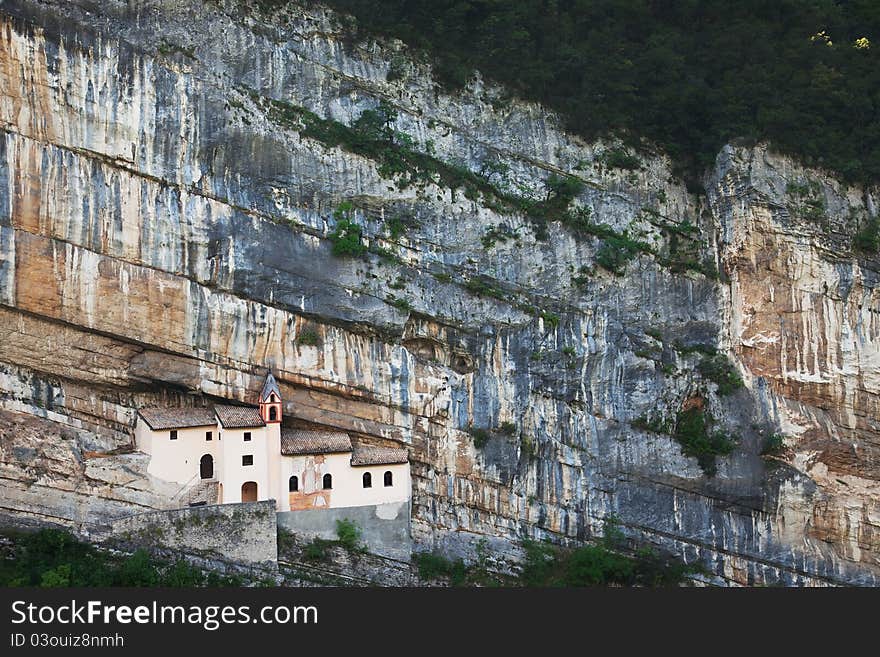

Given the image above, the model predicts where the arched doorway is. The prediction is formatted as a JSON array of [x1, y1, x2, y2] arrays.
[[199, 454, 213, 479], [241, 481, 258, 502]]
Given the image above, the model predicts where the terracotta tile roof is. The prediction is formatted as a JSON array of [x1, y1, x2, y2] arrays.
[[350, 445, 409, 466], [214, 405, 265, 428], [138, 407, 217, 430], [281, 429, 352, 455]]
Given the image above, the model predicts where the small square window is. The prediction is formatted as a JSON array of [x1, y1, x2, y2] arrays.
[[170, 430, 178, 440], [244, 432, 252, 442], [242, 455, 253, 466], [205, 431, 212, 441]]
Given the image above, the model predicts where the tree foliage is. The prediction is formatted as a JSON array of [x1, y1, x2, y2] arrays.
[[328, 202, 367, 256], [673, 407, 737, 476], [0, 529, 242, 587], [310, 0, 880, 185], [519, 517, 694, 587]]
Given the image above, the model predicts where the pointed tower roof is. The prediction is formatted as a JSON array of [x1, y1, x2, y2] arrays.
[[259, 372, 282, 402]]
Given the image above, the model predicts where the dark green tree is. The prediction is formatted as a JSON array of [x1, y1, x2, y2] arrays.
[[283, 0, 880, 187]]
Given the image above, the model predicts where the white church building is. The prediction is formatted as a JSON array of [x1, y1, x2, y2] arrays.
[[135, 374, 411, 512]]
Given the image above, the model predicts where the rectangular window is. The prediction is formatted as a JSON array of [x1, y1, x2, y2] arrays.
[[242, 455, 253, 466], [206, 431, 212, 441], [244, 432, 252, 442], [170, 430, 178, 440]]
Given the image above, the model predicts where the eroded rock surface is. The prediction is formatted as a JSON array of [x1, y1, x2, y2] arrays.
[[0, 0, 878, 585]]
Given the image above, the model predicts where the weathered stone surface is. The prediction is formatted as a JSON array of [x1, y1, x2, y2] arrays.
[[0, 408, 177, 532], [0, 0, 877, 585], [109, 500, 278, 566], [711, 145, 880, 573], [278, 534, 422, 586]]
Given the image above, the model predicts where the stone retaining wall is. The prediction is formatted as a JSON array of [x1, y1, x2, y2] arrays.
[[110, 500, 277, 566]]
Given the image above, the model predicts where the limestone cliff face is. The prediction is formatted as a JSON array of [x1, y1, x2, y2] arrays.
[[712, 148, 880, 573], [0, 0, 878, 585]]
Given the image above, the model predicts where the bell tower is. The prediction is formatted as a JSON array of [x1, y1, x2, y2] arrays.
[[259, 372, 282, 424], [259, 372, 283, 512]]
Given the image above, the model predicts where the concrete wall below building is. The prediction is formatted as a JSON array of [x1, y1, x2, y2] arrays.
[[277, 501, 411, 561], [110, 500, 278, 566]]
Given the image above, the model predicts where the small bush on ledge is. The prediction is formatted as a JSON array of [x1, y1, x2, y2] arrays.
[[389, 296, 413, 312], [470, 422, 522, 449], [697, 354, 744, 395], [854, 216, 880, 253], [761, 433, 786, 456], [631, 413, 671, 435], [413, 552, 468, 585], [595, 232, 651, 275], [297, 328, 320, 346], [673, 407, 737, 476], [600, 147, 642, 171], [335, 518, 365, 553], [328, 202, 367, 257], [519, 536, 695, 587], [469, 427, 490, 448], [303, 537, 334, 562]]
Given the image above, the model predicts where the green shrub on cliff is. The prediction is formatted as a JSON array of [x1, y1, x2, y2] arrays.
[[673, 407, 737, 476], [697, 354, 744, 395], [335, 518, 365, 552], [600, 148, 641, 171], [761, 433, 786, 456], [520, 433, 536, 459], [854, 216, 880, 253], [544, 174, 585, 210], [413, 551, 468, 585], [595, 232, 651, 275], [328, 203, 367, 257], [297, 328, 320, 346], [303, 537, 333, 561], [499, 421, 517, 435], [469, 427, 490, 448], [519, 534, 693, 587], [0, 529, 241, 587]]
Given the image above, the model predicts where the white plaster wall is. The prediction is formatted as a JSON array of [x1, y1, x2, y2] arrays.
[[347, 463, 411, 507], [134, 421, 153, 456], [265, 422, 281, 510], [215, 425, 226, 500], [139, 421, 217, 486], [220, 425, 271, 504], [279, 453, 410, 510]]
